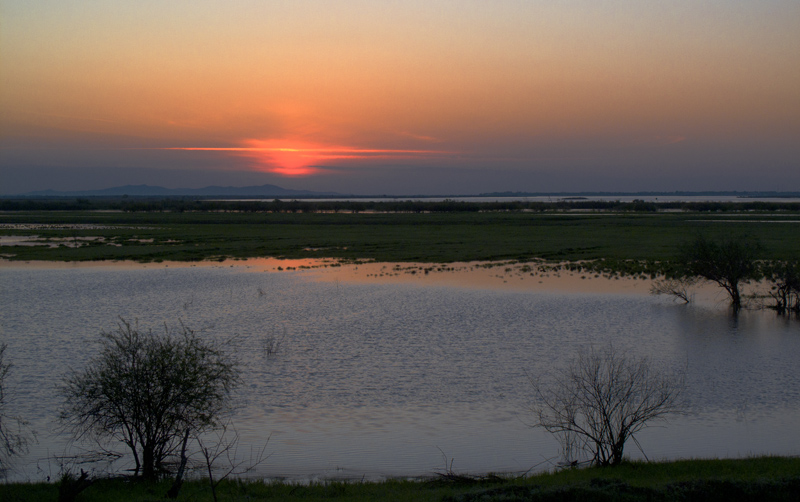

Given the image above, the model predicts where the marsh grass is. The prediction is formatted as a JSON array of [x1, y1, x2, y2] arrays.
[[1, 457, 798, 502], [2, 212, 799, 275]]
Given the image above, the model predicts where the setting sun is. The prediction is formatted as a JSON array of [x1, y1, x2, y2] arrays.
[[240, 139, 328, 176], [162, 140, 455, 177]]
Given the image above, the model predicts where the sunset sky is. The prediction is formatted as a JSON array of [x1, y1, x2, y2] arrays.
[[2, 1, 799, 195]]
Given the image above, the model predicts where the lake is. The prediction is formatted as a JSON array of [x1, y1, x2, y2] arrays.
[[1, 260, 798, 481]]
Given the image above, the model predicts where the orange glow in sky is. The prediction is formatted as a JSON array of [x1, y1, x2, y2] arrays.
[[239, 140, 325, 176], [165, 140, 454, 176], [2, 1, 799, 194]]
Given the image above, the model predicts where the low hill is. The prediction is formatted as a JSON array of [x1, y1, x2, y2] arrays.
[[21, 184, 341, 197]]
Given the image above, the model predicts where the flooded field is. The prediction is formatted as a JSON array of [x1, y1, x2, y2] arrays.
[[0, 259, 798, 481]]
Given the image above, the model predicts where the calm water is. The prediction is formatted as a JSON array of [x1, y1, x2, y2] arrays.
[[1, 264, 798, 481]]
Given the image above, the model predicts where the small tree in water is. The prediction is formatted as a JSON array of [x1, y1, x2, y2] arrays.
[[764, 261, 800, 315], [60, 319, 239, 480], [532, 346, 684, 467], [678, 235, 759, 311]]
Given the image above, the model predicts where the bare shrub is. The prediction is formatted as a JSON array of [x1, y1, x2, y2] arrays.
[[262, 327, 287, 358], [532, 345, 684, 467], [59, 319, 239, 480], [262, 336, 281, 357], [650, 277, 698, 304], [764, 261, 800, 316], [0, 343, 34, 477], [196, 422, 270, 502]]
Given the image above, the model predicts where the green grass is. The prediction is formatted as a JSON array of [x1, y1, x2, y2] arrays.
[[2, 457, 798, 501], [2, 212, 798, 272]]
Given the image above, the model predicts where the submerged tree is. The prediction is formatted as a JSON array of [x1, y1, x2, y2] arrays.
[[60, 319, 239, 480], [678, 235, 759, 311], [532, 345, 684, 467], [650, 276, 698, 304], [764, 261, 800, 315]]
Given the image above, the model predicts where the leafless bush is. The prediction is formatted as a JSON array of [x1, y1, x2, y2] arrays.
[[764, 261, 800, 316], [196, 422, 270, 502], [262, 328, 286, 358], [0, 343, 34, 478], [262, 337, 281, 357], [650, 277, 698, 304], [531, 345, 684, 467]]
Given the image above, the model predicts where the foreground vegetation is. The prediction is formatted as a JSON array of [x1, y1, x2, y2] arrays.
[[1, 457, 798, 501]]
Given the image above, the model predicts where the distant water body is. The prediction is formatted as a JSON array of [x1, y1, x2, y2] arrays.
[[223, 195, 800, 203], [1, 263, 798, 481]]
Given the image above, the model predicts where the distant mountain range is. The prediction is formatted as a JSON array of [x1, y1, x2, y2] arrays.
[[19, 184, 343, 197]]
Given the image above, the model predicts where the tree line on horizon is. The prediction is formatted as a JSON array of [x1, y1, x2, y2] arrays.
[[2, 198, 800, 213]]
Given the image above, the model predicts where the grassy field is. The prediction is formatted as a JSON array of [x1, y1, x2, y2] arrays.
[[1, 457, 798, 501], [1, 211, 798, 273]]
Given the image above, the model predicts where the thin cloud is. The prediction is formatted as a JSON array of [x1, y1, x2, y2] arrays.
[[160, 146, 453, 154], [396, 131, 444, 143], [158, 140, 456, 177]]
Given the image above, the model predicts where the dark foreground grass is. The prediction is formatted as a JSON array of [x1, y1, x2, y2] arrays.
[[2, 457, 798, 502]]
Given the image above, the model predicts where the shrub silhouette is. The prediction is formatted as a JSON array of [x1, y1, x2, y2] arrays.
[[60, 319, 239, 480]]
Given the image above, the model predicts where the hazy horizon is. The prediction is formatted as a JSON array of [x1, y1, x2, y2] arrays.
[[7, 177, 800, 198], [2, 1, 799, 195]]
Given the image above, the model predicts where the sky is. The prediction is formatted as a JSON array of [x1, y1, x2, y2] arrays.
[[1, 0, 799, 195]]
